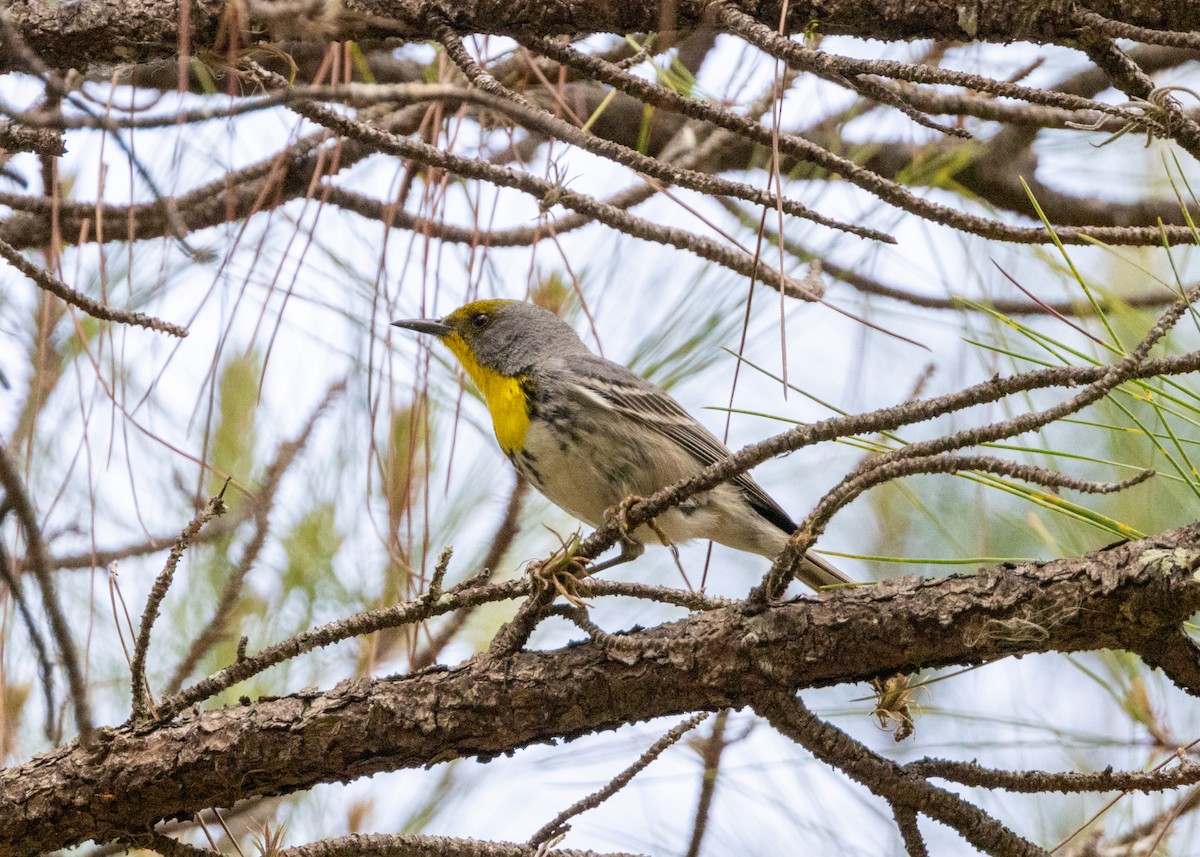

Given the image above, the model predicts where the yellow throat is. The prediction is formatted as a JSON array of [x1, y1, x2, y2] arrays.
[[443, 332, 530, 455]]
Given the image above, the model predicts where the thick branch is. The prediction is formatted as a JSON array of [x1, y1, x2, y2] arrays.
[[5, 524, 1200, 854], [6, 0, 1200, 74]]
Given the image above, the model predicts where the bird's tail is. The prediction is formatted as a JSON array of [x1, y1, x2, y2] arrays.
[[796, 552, 856, 591]]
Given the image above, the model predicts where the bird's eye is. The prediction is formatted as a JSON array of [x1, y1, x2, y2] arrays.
[[470, 312, 489, 329]]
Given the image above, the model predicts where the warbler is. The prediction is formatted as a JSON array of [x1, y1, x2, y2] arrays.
[[392, 299, 852, 590]]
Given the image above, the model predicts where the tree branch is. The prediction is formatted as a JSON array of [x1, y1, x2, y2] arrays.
[[752, 691, 1048, 856], [6, 0, 1200, 74], [6, 524, 1200, 854]]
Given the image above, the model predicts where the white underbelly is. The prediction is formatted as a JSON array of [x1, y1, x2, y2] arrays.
[[511, 420, 784, 556]]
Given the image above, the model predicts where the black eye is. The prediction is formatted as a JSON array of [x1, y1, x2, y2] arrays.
[[470, 312, 489, 328]]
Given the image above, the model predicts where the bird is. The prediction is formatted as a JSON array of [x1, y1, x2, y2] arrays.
[[391, 299, 853, 590]]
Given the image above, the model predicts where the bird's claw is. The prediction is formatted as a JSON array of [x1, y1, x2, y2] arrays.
[[609, 494, 646, 538], [609, 494, 673, 549]]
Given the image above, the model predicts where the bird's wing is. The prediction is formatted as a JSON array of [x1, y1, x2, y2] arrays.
[[570, 357, 796, 534]]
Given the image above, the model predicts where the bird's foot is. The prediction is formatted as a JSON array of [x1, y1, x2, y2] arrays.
[[583, 535, 646, 575], [609, 494, 645, 538], [609, 494, 675, 550]]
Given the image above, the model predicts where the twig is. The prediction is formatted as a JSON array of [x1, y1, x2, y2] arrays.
[[0, 529, 57, 739], [717, 7, 1140, 118], [0, 444, 93, 740], [0, 7, 205, 260], [156, 576, 535, 720], [161, 496, 270, 696], [753, 691, 1049, 857], [582, 579, 734, 611], [51, 508, 252, 570], [485, 585, 558, 659], [767, 287, 1199, 593], [131, 488, 228, 723], [570, 343, 1200, 576], [856, 79, 1083, 128], [529, 712, 709, 846], [523, 33, 1168, 247], [717, 198, 1181, 314], [250, 62, 885, 299], [0, 237, 188, 336], [165, 382, 343, 693], [432, 22, 887, 243], [683, 709, 729, 857], [1073, 27, 1200, 156], [276, 832, 649, 857], [1075, 9, 1200, 51], [908, 757, 1200, 792], [892, 803, 930, 857], [1050, 756, 1200, 853], [410, 479, 527, 670], [0, 119, 63, 155], [0, 102, 393, 251], [848, 74, 973, 139], [123, 829, 652, 857], [763, 454, 1153, 596]]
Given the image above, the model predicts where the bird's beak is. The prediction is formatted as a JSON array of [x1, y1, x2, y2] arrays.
[[391, 317, 452, 337]]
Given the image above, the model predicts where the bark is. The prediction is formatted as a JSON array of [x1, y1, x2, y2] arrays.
[[4, 522, 1200, 855], [3, 0, 1200, 75]]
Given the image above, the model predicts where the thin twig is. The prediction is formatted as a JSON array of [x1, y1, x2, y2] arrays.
[[771, 286, 1197, 591], [848, 74, 973, 139], [432, 21, 886, 242], [1075, 9, 1200, 50], [165, 382, 343, 693], [122, 828, 653, 857], [1074, 27, 1200, 156], [762, 453, 1152, 596], [909, 757, 1200, 793], [157, 576, 534, 719], [131, 487, 228, 722], [892, 803, 930, 857], [718, 198, 1181, 314], [571, 345, 1200, 577], [753, 691, 1048, 857], [51, 508, 252, 570], [529, 713, 709, 846], [410, 478, 527, 670], [0, 237, 188, 336], [0, 119, 64, 154], [523, 33, 1173, 247], [683, 709, 729, 857], [249, 63, 884, 301], [0, 444, 93, 740], [718, 7, 1143, 118], [0, 7, 205, 259], [0, 528, 57, 740]]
